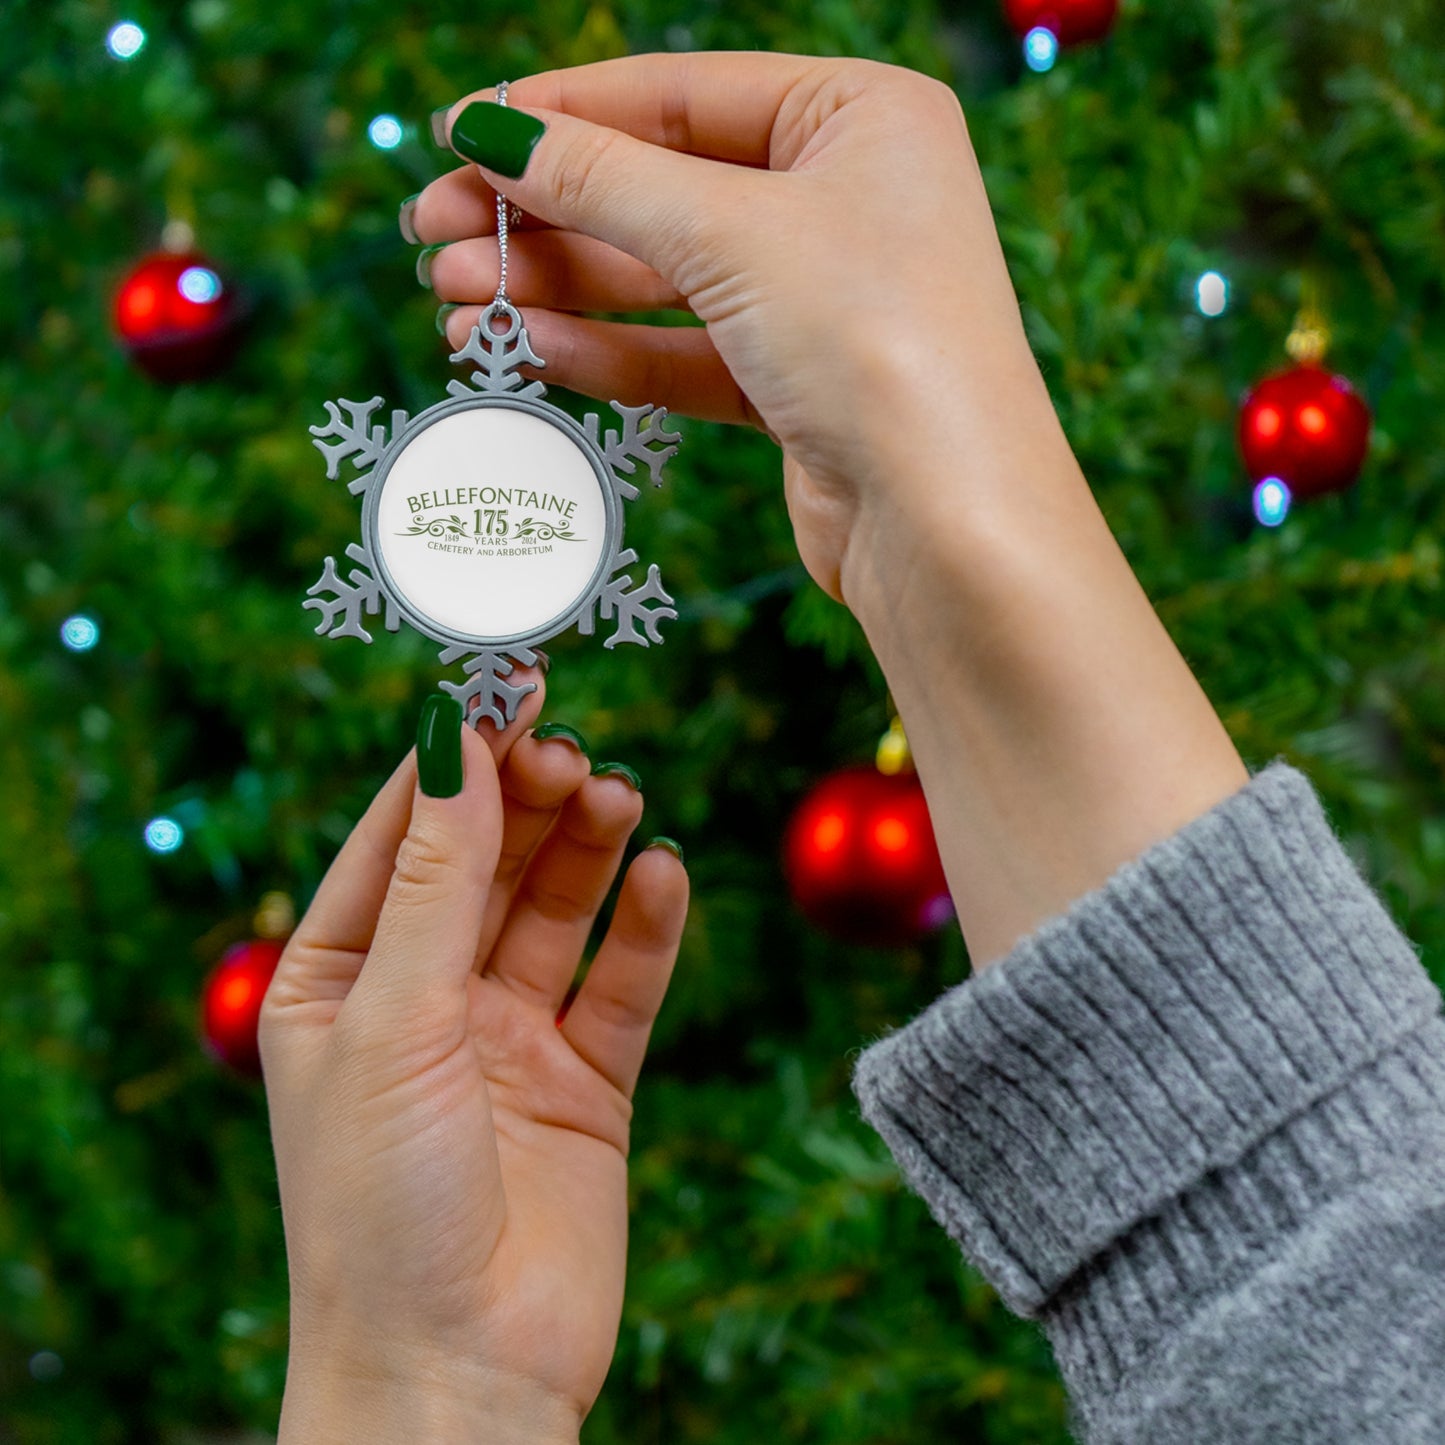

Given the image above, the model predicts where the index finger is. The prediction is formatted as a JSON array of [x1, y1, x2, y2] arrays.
[[463, 51, 846, 168], [412, 54, 882, 253]]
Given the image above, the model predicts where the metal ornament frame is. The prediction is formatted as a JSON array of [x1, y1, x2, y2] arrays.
[[303, 302, 681, 728]]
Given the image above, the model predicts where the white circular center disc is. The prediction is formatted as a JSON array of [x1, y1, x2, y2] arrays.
[[375, 407, 608, 640]]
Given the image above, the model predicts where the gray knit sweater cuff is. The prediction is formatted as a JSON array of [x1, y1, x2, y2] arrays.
[[849, 758, 1443, 1317]]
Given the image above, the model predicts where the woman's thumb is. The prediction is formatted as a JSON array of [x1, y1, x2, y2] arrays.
[[345, 695, 503, 1029]]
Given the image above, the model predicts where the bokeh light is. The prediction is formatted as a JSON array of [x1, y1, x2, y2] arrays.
[[178, 266, 222, 303], [1196, 270, 1229, 317], [144, 817, 185, 853], [1024, 26, 1059, 72], [1252, 405, 1282, 440], [1253, 477, 1292, 528], [872, 815, 911, 856], [60, 615, 100, 651], [368, 114, 404, 150], [105, 21, 145, 59], [28, 1351, 63, 1382]]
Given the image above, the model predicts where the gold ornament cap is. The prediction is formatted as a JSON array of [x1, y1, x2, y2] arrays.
[[253, 890, 296, 940], [1285, 289, 1331, 365], [161, 217, 196, 253], [876, 715, 913, 776]]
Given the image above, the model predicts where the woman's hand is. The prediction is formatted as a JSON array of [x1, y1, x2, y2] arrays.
[[408, 55, 1248, 980], [260, 679, 688, 1443], [410, 53, 1061, 604]]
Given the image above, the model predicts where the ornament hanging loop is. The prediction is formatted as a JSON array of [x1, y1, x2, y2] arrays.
[[482, 299, 523, 342]]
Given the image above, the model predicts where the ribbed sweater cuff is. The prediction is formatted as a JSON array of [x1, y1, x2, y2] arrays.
[[849, 758, 1443, 1318]]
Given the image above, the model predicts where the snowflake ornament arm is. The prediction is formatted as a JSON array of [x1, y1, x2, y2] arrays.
[[580, 551, 678, 648], [436, 645, 541, 731], [303, 543, 400, 643], [447, 317, 546, 400], [584, 402, 682, 499], [308, 398, 410, 493]]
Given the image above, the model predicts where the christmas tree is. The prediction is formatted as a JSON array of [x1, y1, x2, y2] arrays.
[[3, 0, 1443, 1441]]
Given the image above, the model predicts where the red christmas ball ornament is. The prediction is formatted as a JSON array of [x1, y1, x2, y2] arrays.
[[1003, 0, 1119, 46], [1238, 362, 1372, 501], [113, 250, 240, 382], [784, 765, 953, 947], [200, 939, 284, 1076]]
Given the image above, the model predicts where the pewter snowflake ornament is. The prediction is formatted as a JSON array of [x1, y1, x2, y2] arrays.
[[304, 302, 680, 728]]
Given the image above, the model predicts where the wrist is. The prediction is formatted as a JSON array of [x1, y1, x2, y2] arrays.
[[279, 1343, 582, 1445], [836, 392, 1248, 973], [838, 346, 1084, 638]]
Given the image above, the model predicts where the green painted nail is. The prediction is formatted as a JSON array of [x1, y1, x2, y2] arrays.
[[417, 694, 464, 797], [533, 722, 589, 755], [429, 105, 453, 148], [591, 760, 641, 791], [398, 193, 422, 245], [435, 302, 460, 338], [645, 836, 684, 864], [450, 100, 546, 179], [416, 242, 448, 290]]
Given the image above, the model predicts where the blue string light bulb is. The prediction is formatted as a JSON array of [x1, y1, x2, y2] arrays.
[[1004, 0, 1119, 64], [105, 20, 145, 59]]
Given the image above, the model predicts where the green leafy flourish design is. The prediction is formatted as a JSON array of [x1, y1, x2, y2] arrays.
[[513, 516, 582, 542], [398, 513, 472, 538]]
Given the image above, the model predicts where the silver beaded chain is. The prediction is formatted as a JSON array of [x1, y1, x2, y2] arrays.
[[491, 82, 523, 317]]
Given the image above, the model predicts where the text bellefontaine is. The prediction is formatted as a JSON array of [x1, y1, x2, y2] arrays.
[[406, 486, 577, 518]]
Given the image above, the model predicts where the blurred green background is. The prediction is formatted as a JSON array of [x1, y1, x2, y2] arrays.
[[3, 0, 1444, 1440]]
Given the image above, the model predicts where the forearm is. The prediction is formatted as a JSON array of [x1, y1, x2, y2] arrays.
[[841, 356, 1249, 970]]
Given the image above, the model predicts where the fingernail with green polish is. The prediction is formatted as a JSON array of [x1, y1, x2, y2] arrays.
[[591, 760, 641, 791], [417, 694, 464, 798], [430, 105, 453, 148], [398, 193, 422, 245], [416, 242, 448, 290], [533, 722, 589, 756], [450, 101, 547, 179], [645, 836, 685, 865], [435, 302, 460, 338]]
